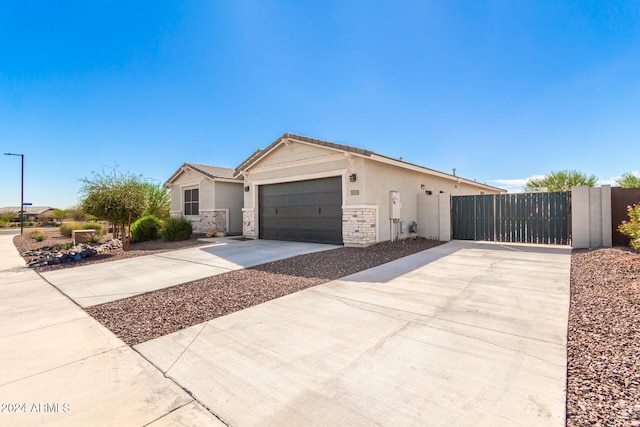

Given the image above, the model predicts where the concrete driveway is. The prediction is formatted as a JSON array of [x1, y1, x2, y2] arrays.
[[136, 240, 571, 427], [42, 239, 337, 307]]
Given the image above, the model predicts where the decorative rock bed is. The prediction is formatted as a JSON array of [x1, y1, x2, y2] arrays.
[[21, 239, 123, 268]]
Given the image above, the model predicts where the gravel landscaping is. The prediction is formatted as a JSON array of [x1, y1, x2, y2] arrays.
[[567, 247, 640, 427], [13, 231, 210, 272], [86, 238, 443, 346]]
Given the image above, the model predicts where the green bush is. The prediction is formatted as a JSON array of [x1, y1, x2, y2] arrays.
[[619, 204, 640, 250], [30, 229, 45, 242], [82, 222, 105, 238], [131, 215, 164, 242], [60, 242, 74, 250], [161, 216, 193, 242], [59, 222, 84, 238]]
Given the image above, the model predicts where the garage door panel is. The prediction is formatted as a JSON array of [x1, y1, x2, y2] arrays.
[[259, 177, 343, 245]]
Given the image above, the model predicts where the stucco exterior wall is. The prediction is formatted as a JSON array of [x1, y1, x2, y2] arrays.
[[361, 160, 499, 242], [243, 143, 351, 210], [167, 168, 243, 234], [215, 181, 244, 234], [241, 140, 501, 245]]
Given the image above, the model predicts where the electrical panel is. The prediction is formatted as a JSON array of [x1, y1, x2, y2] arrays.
[[389, 191, 401, 220]]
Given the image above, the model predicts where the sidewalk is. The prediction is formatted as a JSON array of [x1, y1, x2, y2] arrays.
[[0, 234, 222, 427]]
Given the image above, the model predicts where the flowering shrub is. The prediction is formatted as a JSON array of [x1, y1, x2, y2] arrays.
[[619, 204, 640, 250]]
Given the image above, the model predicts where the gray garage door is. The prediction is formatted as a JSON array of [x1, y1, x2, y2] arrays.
[[259, 177, 343, 245]]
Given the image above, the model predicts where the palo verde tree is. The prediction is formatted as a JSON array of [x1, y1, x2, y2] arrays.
[[616, 172, 640, 188], [525, 169, 597, 192], [80, 166, 148, 249]]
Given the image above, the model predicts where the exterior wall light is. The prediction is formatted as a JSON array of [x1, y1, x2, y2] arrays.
[[349, 174, 357, 182]]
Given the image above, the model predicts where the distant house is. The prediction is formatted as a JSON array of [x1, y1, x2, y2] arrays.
[[234, 133, 505, 246], [0, 206, 56, 221], [164, 163, 244, 235]]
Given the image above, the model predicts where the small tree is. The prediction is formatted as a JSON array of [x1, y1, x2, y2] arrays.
[[52, 209, 67, 222], [144, 183, 170, 220], [80, 166, 148, 250], [616, 172, 640, 188], [67, 205, 89, 221], [525, 170, 597, 192]]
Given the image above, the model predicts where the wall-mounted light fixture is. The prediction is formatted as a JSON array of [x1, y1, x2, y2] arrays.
[[425, 190, 432, 195], [349, 174, 357, 182], [244, 186, 250, 192], [421, 184, 425, 189]]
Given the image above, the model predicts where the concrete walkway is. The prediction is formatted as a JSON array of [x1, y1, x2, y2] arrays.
[[0, 234, 223, 427], [136, 240, 571, 427], [42, 239, 337, 307]]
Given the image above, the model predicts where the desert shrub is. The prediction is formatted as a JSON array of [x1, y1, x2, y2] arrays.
[[30, 229, 45, 242], [619, 204, 640, 250], [131, 215, 164, 242], [59, 222, 84, 238], [161, 216, 192, 242], [82, 222, 105, 238], [60, 242, 74, 250]]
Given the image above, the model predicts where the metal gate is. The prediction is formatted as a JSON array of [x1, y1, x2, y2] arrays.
[[452, 192, 571, 245]]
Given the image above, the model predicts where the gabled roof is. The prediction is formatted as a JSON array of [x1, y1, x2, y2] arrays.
[[164, 163, 240, 187], [234, 133, 506, 193], [233, 133, 372, 176]]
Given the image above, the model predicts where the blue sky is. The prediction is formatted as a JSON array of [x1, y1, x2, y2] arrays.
[[1, 1, 638, 208]]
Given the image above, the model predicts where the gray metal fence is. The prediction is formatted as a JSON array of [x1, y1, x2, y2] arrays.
[[452, 192, 571, 245]]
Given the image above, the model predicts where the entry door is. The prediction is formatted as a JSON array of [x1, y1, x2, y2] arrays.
[[259, 177, 343, 244]]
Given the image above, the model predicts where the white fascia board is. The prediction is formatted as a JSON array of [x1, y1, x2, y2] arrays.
[[212, 177, 244, 184]]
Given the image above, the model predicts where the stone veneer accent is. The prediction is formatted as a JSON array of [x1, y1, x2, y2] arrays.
[[342, 205, 377, 247], [190, 210, 227, 234], [242, 208, 256, 238]]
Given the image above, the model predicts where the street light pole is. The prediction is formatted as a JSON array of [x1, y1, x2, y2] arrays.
[[3, 153, 24, 235]]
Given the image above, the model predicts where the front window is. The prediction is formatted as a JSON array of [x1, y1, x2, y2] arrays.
[[184, 188, 199, 215]]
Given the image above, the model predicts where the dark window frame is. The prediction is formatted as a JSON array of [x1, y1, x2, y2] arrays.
[[184, 188, 199, 216]]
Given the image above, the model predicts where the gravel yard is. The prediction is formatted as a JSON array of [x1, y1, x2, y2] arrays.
[[567, 247, 640, 427], [13, 231, 210, 272], [86, 238, 442, 346]]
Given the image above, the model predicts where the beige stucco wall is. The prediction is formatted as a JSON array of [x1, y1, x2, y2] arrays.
[[242, 143, 352, 210], [215, 181, 244, 234], [241, 140, 501, 245], [167, 168, 243, 234], [361, 160, 500, 242]]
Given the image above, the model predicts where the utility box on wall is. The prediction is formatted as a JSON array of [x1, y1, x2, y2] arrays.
[[389, 191, 401, 220]]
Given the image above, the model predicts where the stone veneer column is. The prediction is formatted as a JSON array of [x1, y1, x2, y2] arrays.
[[342, 205, 377, 247], [242, 208, 256, 238]]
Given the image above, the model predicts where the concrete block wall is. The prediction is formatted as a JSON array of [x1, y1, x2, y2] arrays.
[[416, 192, 451, 242], [571, 186, 612, 249], [438, 192, 452, 242]]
